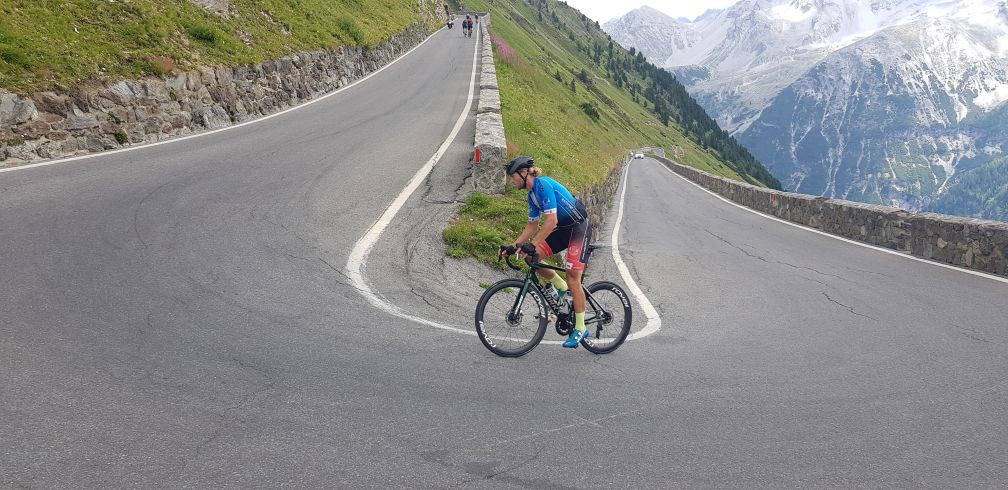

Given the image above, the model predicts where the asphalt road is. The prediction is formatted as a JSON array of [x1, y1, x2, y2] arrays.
[[593, 158, 1008, 487], [2, 20, 1007, 488]]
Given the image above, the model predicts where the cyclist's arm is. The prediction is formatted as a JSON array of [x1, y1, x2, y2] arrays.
[[514, 221, 538, 246], [530, 213, 557, 246]]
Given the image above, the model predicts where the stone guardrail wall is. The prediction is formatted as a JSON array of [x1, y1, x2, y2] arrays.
[[652, 154, 1008, 277], [464, 12, 625, 236], [472, 15, 507, 194], [579, 153, 630, 229], [0, 22, 434, 166]]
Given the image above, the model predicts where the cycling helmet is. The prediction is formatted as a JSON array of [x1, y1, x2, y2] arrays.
[[505, 156, 534, 175]]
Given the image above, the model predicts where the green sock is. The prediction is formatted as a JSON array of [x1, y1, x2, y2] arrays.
[[575, 311, 585, 332], [549, 274, 568, 294]]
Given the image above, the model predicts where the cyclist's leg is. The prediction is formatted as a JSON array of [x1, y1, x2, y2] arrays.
[[560, 223, 589, 348], [564, 219, 591, 328], [535, 228, 572, 285]]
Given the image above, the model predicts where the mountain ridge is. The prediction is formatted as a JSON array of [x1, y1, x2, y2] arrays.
[[604, 0, 1008, 220]]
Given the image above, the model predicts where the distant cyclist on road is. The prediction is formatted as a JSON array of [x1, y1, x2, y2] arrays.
[[499, 156, 592, 348]]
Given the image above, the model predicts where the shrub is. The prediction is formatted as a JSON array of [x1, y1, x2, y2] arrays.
[[114, 130, 129, 145], [580, 102, 599, 122], [186, 25, 218, 44]]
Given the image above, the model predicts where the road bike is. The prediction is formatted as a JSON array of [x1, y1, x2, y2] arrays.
[[474, 244, 632, 357]]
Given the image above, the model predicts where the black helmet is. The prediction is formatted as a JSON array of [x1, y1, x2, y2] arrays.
[[505, 156, 534, 175]]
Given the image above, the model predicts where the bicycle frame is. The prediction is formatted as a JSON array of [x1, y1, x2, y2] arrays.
[[503, 254, 610, 330]]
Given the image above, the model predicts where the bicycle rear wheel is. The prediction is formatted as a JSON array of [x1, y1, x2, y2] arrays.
[[581, 281, 633, 354], [475, 279, 549, 357]]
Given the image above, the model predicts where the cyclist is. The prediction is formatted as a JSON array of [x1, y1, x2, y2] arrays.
[[498, 156, 592, 348], [463, 15, 472, 36]]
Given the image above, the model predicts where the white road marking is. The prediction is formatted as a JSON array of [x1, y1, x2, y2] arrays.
[[345, 33, 664, 345], [650, 159, 1008, 285], [615, 161, 663, 341], [345, 26, 480, 337], [0, 27, 444, 174]]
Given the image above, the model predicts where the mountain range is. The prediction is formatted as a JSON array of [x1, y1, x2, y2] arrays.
[[604, 0, 1008, 220]]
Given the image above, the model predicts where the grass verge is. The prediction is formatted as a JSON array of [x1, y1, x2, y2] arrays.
[[0, 0, 440, 93], [445, 0, 768, 265]]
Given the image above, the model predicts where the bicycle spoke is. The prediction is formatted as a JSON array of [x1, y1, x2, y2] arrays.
[[476, 281, 547, 356], [580, 282, 632, 353]]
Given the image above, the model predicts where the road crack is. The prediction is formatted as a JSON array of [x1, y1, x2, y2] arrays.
[[706, 230, 767, 262], [821, 291, 876, 321], [774, 260, 845, 281], [133, 180, 173, 249], [952, 324, 992, 344], [319, 257, 381, 296], [708, 230, 847, 283], [409, 286, 440, 309]]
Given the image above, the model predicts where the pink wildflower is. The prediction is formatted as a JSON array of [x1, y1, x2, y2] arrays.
[[492, 33, 522, 67]]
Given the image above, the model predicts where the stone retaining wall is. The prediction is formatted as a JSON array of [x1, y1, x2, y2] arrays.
[[472, 16, 507, 194], [653, 155, 1008, 277], [0, 23, 433, 166], [579, 153, 630, 228]]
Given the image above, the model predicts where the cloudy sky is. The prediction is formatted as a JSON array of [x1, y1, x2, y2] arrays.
[[563, 0, 741, 23]]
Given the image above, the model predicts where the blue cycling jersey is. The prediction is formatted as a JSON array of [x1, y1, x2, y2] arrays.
[[528, 176, 586, 227]]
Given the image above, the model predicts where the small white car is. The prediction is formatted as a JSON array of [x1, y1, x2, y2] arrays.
[[633, 153, 644, 159]]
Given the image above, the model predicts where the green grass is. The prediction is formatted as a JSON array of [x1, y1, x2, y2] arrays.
[[185, 24, 220, 45], [444, 191, 528, 262], [0, 0, 440, 93], [445, 0, 762, 264]]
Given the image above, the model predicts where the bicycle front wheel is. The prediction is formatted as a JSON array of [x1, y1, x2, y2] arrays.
[[581, 281, 633, 354], [474, 279, 549, 357]]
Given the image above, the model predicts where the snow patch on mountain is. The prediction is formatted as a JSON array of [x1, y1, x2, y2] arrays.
[[606, 0, 1008, 126], [976, 85, 1008, 111], [604, 0, 1008, 219]]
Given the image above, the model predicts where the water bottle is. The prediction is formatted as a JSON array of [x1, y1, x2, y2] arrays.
[[559, 290, 572, 316], [543, 284, 560, 307]]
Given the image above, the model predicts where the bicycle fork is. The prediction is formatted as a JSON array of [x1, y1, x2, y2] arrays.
[[507, 280, 536, 324]]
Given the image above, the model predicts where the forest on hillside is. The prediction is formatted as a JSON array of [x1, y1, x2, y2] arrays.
[[525, 0, 782, 189]]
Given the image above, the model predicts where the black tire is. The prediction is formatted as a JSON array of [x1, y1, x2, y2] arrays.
[[475, 279, 549, 357], [580, 281, 632, 354]]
